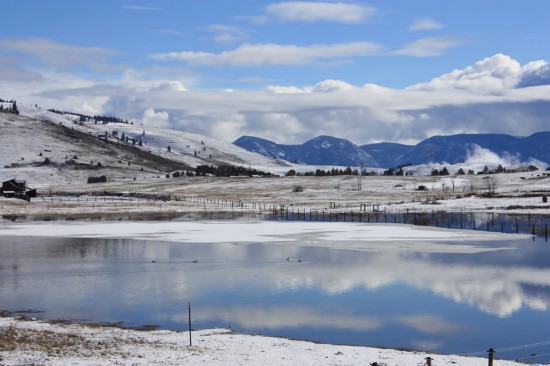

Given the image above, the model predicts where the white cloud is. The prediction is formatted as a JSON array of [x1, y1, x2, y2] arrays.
[[3, 47, 549, 147], [141, 108, 170, 128], [409, 54, 550, 93], [464, 145, 510, 166], [517, 60, 550, 88], [122, 5, 160, 11], [409, 17, 443, 31], [393, 36, 464, 57], [0, 38, 122, 71], [265, 85, 307, 93], [312, 79, 356, 92], [206, 24, 251, 44], [266, 79, 356, 93], [152, 42, 380, 66], [266, 1, 376, 23], [150, 81, 188, 92]]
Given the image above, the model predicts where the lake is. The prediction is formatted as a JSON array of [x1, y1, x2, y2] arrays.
[[1, 220, 549, 363]]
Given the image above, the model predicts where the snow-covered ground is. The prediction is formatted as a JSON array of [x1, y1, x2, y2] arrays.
[[1, 172, 548, 219], [1, 316, 539, 366]]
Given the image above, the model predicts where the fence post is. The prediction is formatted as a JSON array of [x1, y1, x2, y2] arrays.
[[188, 302, 192, 346], [487, 348, 495, 366]]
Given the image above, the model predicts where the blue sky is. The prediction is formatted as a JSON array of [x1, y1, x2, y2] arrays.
[[1, 1, 549, 144]]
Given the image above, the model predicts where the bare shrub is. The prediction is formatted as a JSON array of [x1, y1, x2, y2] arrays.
[[292, 185, 304, 193]]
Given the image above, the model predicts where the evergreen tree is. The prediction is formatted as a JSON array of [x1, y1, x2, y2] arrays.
[[11, 101, 19, 115]]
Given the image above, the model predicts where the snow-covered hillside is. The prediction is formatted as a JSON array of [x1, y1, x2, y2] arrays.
[[1, 105, 292, 186]]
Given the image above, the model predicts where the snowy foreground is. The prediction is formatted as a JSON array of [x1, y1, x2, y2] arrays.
[[0, 317, 539, 366]]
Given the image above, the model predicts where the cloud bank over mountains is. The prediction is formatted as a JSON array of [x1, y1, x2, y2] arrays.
[[2, 42, 549, 145]]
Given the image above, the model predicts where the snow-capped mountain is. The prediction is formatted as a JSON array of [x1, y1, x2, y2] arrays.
[[235, 133, 550, 168], [393, 133, 550, 166], [234, 135, 379, 167]]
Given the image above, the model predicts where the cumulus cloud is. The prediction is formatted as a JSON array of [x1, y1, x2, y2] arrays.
[[141, 108, 170, 128], [393, 36, 464, 57], [410, 54, 550, 93], [152, 41, 380, 66], [409, 17, 443, 31], [266, 1, 376, 23], [517, 61, 550, 88], [312, 79, 356, 92], [93, 55, 550, 145], [4, 47, 549, 147]]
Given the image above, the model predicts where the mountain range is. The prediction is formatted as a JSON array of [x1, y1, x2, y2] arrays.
[[2, 103, 549, 188], [234, 132, 550, 168]]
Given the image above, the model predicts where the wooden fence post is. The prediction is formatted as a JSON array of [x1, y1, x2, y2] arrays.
[[487, 348, 495, 366], [188, 302, 192, 346]]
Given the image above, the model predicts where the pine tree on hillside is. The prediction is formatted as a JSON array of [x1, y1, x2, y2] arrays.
[[11, 101, 19, 115]]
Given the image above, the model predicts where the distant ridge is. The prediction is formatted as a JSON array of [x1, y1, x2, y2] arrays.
[[234, 132, 550, 168], [234, 135, 379, 167]]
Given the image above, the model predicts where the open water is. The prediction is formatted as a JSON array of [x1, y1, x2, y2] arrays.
[[1, 228, 549, 363]]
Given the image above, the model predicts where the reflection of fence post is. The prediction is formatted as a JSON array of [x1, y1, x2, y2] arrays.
[[487, 348, 495, 366]]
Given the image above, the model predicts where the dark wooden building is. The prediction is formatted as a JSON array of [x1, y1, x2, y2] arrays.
[[1, 179, 36, 201]]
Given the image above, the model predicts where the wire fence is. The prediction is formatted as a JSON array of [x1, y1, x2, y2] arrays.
[[1, 192, 549, 240]]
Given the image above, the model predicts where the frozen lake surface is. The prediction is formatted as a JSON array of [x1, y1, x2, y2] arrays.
[[0, 220, 548, 363]]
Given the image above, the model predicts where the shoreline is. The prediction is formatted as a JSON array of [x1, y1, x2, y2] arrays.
[[0, 315, 540, 366]]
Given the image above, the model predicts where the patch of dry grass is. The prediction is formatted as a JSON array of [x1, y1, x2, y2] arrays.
[[0, 322, 89, 354]]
